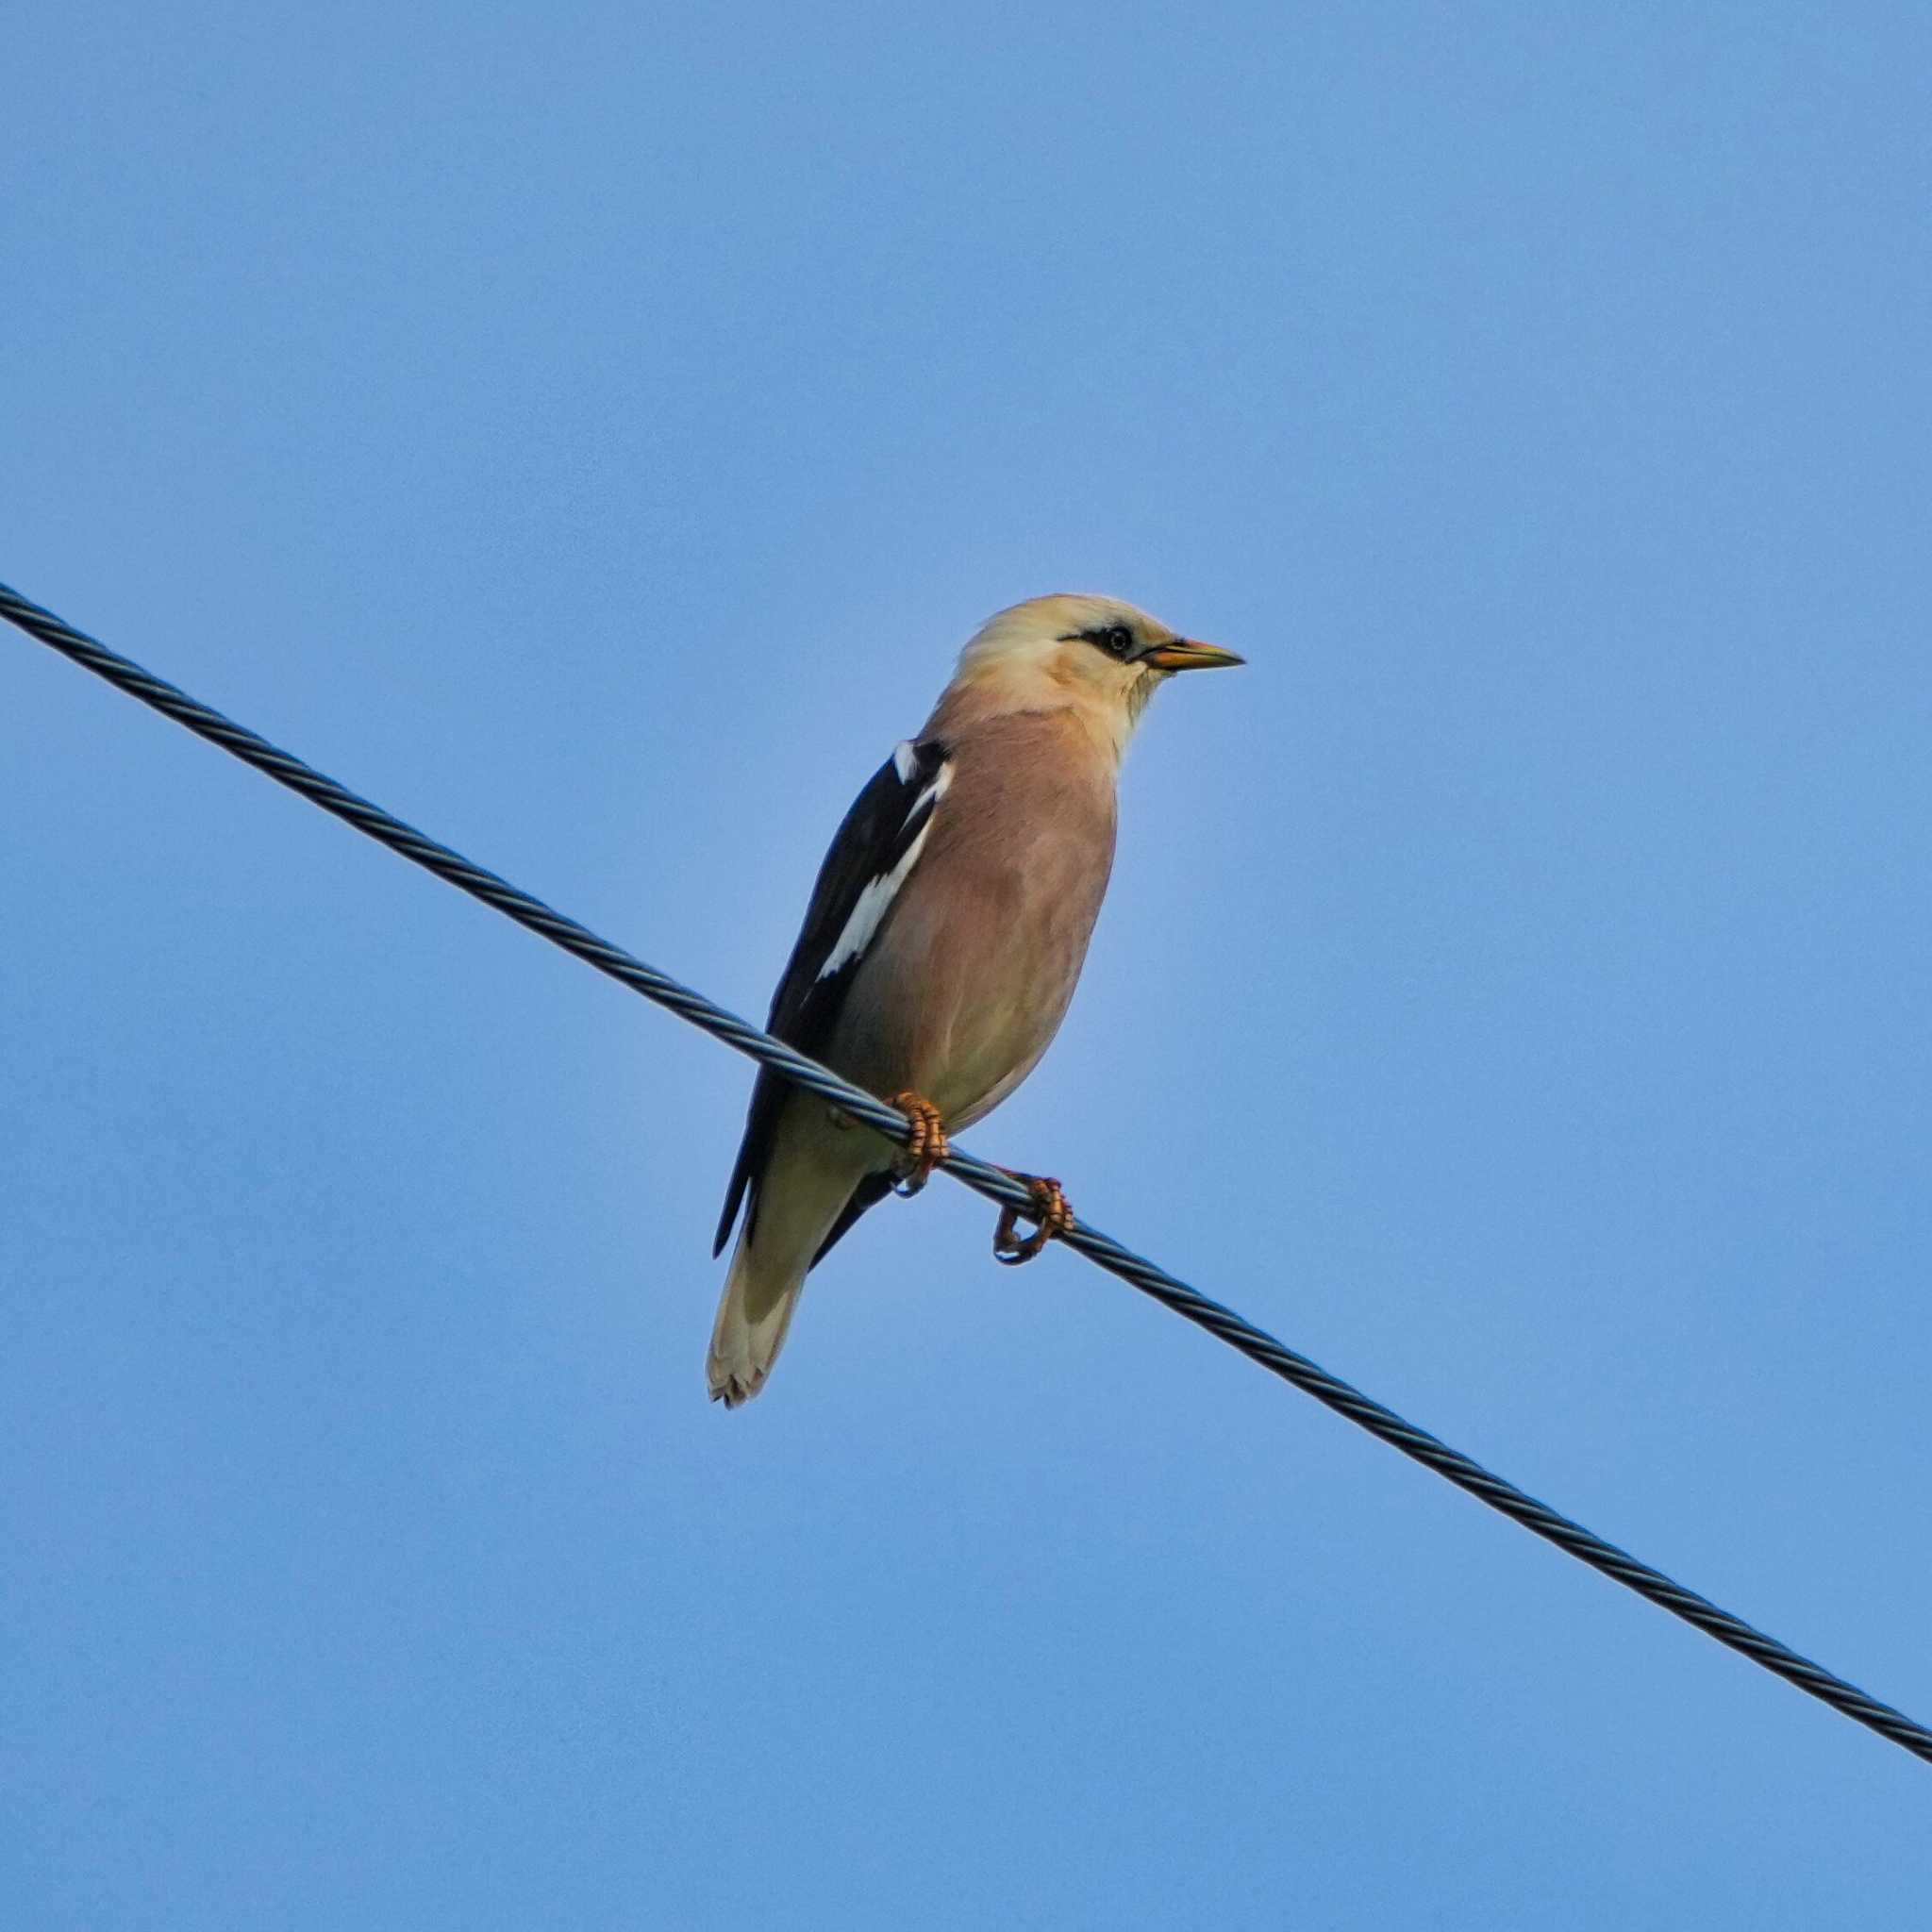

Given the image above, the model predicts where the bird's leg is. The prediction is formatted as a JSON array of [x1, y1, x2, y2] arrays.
[[991, 1170, 1074, 1265], [888, 1091, 950, 1197]]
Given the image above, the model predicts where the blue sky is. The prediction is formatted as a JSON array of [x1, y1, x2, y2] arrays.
[[5, 3, 1930, 1924]]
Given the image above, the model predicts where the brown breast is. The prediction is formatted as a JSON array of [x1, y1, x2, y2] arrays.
[[833, 708, 1119, 1125]]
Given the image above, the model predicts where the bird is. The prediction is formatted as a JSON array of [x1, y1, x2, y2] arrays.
[[708, 592, 1243, 1406]]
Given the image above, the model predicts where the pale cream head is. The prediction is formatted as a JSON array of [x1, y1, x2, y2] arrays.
[[927, 592, 1243, 759]]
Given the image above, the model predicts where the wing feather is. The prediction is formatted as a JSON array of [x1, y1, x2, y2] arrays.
[[713, 739, 951, 1256]]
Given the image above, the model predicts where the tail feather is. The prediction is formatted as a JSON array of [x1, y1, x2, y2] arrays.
[[708, 1117, 881, 1407], [707, 1231, 810, 1407]]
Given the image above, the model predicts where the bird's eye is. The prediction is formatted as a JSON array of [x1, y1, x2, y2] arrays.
[[1097, 625, 1134, 658]]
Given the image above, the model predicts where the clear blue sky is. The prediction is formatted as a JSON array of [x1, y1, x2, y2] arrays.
[[5, 4, 1929, 1924]]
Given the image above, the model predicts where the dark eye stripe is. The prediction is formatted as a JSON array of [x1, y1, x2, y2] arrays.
[[1058, 625, 1137, 658]]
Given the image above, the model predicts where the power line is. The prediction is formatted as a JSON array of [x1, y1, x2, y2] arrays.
[[6, 573, 1929, 1769]]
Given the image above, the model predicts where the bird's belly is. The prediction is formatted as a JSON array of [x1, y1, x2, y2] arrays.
[[918, 973, 1075, 1126], [832, 841, 1107, 1131]]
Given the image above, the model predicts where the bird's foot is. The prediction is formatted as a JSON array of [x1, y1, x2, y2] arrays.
[[888, 1091, 950, 1197], [992, 1171, 1074, 1265]]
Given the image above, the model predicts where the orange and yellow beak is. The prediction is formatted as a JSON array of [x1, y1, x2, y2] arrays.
[[1143, 638, 1246, 673]]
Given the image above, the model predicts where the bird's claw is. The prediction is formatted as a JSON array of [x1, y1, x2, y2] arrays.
[[888, 1091, 950, 1197], [992, 1173, 1074, 1265]]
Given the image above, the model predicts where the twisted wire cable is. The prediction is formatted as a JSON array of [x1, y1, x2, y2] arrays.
[[6, 575, 1929, 1767]]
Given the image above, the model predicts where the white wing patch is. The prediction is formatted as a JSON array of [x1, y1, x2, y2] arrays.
[[817, 763, 952, 982], [891, 740, 919, 782], [915, 764, 953, 814]]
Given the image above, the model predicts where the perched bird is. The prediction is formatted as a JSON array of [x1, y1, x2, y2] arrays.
[[708, 592, 1243, 1405]]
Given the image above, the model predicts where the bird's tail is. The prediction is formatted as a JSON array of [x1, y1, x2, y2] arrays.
[[707, 1224, 812, 1407], [708, 1135, 875, 1405]]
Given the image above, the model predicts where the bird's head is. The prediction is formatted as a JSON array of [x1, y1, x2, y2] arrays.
[[938, 593, 1243, 757]]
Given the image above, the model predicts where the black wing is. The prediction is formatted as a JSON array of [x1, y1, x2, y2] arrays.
[[713, 739, 951, 1257]]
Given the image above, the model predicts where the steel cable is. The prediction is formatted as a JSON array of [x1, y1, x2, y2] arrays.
[[6, 575, 1928, 1767]]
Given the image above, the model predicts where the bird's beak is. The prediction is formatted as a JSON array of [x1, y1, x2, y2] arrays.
[[1143, 638, 1245, 673]]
